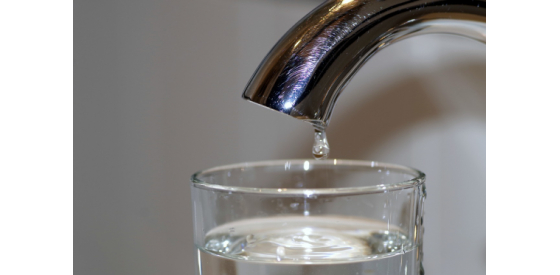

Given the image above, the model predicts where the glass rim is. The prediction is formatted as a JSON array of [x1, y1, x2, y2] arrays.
[[191, 159, 425, 196]]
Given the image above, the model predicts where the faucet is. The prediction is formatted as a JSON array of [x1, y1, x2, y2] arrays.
[[242, 0, 485, 129]]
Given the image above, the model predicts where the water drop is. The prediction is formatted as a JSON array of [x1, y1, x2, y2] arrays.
[[312, 128, 330, 160]]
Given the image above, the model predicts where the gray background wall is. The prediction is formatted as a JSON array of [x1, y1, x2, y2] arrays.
[[75, 0, 485, 274]]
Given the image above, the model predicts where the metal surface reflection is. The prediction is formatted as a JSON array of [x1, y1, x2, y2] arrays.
[[242, 0, 485, 127]]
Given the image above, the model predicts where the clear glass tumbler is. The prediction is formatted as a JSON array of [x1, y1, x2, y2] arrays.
[[191, 159, 426, 275]]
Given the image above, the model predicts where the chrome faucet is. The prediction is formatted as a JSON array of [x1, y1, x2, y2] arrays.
[[242, 0, 485, 129]]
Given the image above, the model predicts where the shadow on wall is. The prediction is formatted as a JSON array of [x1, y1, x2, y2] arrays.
[[281, 62, 486, 159]]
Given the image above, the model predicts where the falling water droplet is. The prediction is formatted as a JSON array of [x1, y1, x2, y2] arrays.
[[312, 128, 330, 159]]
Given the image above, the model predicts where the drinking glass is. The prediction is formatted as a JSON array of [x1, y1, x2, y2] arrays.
[[191, 159, 426, 275]]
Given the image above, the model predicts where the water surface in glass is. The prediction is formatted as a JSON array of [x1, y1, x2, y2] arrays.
[[191, 160, 425, 275]]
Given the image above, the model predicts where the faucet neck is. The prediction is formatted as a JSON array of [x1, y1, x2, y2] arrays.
[[242, 0, 485, 127]]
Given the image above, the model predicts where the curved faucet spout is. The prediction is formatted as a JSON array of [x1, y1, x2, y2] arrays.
[[242, 0, 485, 128]]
